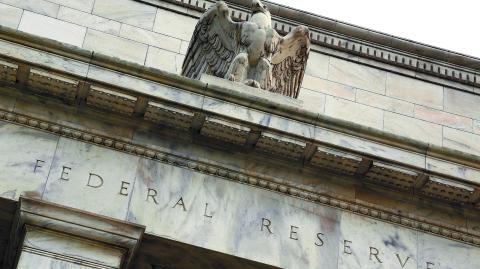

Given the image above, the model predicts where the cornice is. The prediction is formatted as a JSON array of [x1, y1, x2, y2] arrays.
[[1, 28, 480, 208], [1, 25, 480, 170], [0, 109, 478, 247], [138, 0, 480, 95]]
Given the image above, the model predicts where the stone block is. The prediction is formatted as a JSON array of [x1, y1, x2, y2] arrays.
[[0, 123, 58, 200], [47, 0, 94, 13], [0, 0, 58, 17], [180, 40, 189, 55], [57, 6, 121, 35], [444, 87, 480, 120], [417, 233, 480, 269], [87, 65, 204, 108], [386, 73, 444, 110], [356, 89, 414, 116], [302, 75, 356, 100], [443, 127, 480, 156], [18, 11, 86, 47], [338, 212, 417, 269], [474, 120, 480, 135], [414, 105, 473, 132], [83, 29, 148, 65], [0, 40, 89, 77], [325, 96, 384, 130], [297, 88, 326, 114], [93, 0, 156, 30], [43, 138, 139, 220], [121, 24, 182, 53], [305, 52, 329, 79], [145, 46, 179, 74], [327, 57, 386, 94], [384, 112, 443, 146], [426, 157, 480, 185], [0, 3, 22, 29], [153, 8, 196, 41]]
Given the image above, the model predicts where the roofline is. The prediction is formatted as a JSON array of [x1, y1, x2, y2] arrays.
[[229, 0, 480, 70]]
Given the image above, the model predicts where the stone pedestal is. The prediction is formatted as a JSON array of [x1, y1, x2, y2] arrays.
[[6, 197, 144, 269]]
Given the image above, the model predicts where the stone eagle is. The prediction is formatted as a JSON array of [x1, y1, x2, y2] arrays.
[[181, 0, 310, 99]]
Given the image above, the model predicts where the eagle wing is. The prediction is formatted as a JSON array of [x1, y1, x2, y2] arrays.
[[270, 26, 310, 99], [181, 1, 242, 80]]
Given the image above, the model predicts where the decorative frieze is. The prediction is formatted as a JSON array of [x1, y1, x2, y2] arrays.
[[0, 109, 479, 247], [421, 176, 475, 204], [0, 59, 17, 84], [27, 68, 78, 101], [144, 101, 195, 129], [365, 162, 418, 191], [256, 131, 306, 159], [310, 145, 362, 175], [200, 116, 251, 145], [86, 85, 137, 115]]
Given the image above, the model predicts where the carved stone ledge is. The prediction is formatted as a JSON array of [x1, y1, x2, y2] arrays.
[[6, 197, 144, 269], [310, 145, 362, 175], [200, 116, 251, 145], [144, 101, 195, 129], [421, 177, 475, 204], [27, 68, 78, 101], [0, 109, 479, 246], [86, 85, 137, 115], [256, 131, 306, 159], [365, 162, 418, 191], [0, 59, 17, 84]]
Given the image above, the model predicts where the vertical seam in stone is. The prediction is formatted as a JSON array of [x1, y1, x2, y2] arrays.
[[124, 159, 140, 222], [16, 9, 25, 30], [40, 135, 61, 199]]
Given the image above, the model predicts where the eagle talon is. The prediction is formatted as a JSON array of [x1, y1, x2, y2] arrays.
[[244, 79, 261, 88]]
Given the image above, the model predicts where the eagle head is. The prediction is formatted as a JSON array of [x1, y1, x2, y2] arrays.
[[251, 0, 269, 15]]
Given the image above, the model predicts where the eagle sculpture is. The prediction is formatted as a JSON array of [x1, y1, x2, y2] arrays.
[[181, 0, 310, 99]]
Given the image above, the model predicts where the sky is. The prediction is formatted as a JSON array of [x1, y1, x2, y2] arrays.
[[270, 0, 479, 58]]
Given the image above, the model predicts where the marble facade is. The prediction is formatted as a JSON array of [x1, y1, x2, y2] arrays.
[[0, 0, 478, 268]]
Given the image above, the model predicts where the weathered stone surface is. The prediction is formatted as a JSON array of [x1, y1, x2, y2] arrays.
[[0, 40, 89, 77], [386, 73, 444, 110], [145, 46, 180, 74], [444, 87, 480, 120], [327, 57, 386, 94], [383, 112, 443, 146], [0, 0, 59, 17], [42, 138, 139, 220], [356, 89, 414, 116], [305, 52, 329, 78], [83, 29, 148, 65], [153, 8, 196, 41], [303, 75, 356, 100], [414, 105, 473, 132], [18, 11, 86, 47], [426, 157, 480, 185], [93, 0, 157, 30], [0, 123, 58, 200], [57, 6, 121, 35], [120, 24, 182, 53], [297, 88, 326, 114], [443, 127, 480, 156], [47, 0, 94, 13], [474, 120, 480, 135], [0, 3, 22, 29], [325, 96, 384, 130]]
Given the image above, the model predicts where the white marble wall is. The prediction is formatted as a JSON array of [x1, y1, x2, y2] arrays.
[[0, 122, 477, 269], [1, 0, 479, 158]]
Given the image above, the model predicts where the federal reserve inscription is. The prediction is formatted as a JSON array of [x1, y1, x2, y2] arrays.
[[32, 158, 445, 269]]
